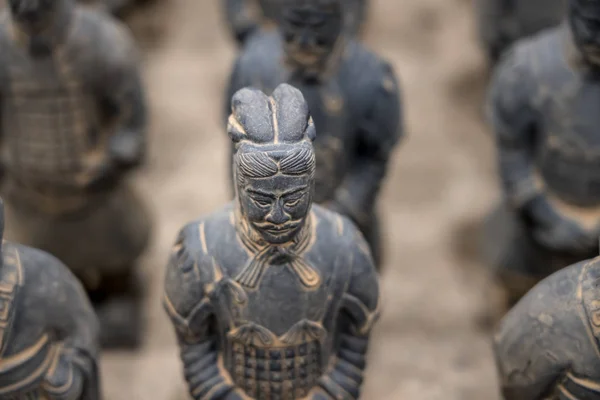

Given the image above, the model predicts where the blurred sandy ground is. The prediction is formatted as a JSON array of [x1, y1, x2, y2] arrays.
[[95, 0, 502, 398]]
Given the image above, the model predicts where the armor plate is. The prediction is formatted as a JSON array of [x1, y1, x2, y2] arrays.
[[3, 47, 95, 191], [227, 321, 325, 399]]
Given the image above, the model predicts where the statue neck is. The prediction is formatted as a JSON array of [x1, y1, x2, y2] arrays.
[[284, 34, 347, 84]]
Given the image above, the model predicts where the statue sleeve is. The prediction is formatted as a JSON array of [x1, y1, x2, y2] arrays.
[[163, 225, 238, 400], [318, 224, 380, 400], [487, 45, 539, 210], [40, 254, 101, 400], [99, 20, 148, 169], [223, 0, 260, 46], [334, 61, 402, 227]]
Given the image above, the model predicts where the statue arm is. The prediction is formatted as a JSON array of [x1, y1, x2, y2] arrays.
[[40, 254, 101, 400], [163, 227, 240, 400], [488, 49, 562, 229], [223, 0, 260, 46], [100, 23, 148, 171], [317, 226, 380, 400], [333, 62, 402, 227], [492, 265, 579, 400]]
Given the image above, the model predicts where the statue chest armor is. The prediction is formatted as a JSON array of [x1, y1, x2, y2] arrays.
[[0, 246, 55, 399], [2, 46, 96, 189], [213, 252, 339, 400], [535, 74, 600, 206], [293, 81, 353, 204]]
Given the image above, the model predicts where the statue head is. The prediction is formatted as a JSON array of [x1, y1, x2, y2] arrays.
[[7, 0, 67, 35], [569, 0, 600, 66], [229, 84, 316, 245], [279, 0, 344, 77]]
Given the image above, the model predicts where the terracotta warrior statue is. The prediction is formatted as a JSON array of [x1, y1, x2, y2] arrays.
[[494, 253, 600, 399], [0, 0, 150, 348], [164, 84, 380, 400], [476, 0, 564, 65], [222, 0, 368, 47], [0, 197, 100, 399], [483, 0, 600, 307], [225, 0, 402, 268]]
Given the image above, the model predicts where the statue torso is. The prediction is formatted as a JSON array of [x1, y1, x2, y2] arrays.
[[187, 206, 353, 399], [0, 11, 109, 196], [525, 29, 600, 207]]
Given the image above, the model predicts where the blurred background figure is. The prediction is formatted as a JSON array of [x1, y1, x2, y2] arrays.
[[225, 0, 402, 269], [222, 0, 368, 47], [482, 0, 600, 310], [79, 0, 157, 19], [475, 0, 564, 66], [0, 0, 151, 349]]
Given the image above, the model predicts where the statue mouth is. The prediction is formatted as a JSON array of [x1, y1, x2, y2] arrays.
[[255, 221, 300, 236]]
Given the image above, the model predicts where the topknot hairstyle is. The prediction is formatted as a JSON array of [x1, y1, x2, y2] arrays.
[[227, 84, 317, 183], [228, 84, 316, 146]]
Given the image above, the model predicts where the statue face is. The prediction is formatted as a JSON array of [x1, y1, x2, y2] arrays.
[[280, 1, 343, 72], [570, 2, 600, 66], [8, 0, 58, 33], [239, 173, 313, 245]]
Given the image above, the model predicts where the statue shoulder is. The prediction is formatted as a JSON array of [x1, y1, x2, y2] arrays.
[[73, 8, 138, 70], [313, 206, 380, 332], [494, 259, 592, 385], [163, 211, 233, 323], [8, 242, 86, 297]]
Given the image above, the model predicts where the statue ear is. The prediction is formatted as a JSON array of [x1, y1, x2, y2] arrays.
[[305, 118, 316, 142]]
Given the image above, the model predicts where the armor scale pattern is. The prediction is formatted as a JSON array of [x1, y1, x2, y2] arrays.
[[229, 338, 322, 399], [5, 49, 90, 189]]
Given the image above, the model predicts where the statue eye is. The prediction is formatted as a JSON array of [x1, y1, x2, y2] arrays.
[[254, 199, 271, 207], [284, 196, 303, 207]]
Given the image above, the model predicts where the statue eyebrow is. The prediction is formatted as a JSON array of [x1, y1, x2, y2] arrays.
[[246, 189, 276, 199], [282, 186, 308, 197]]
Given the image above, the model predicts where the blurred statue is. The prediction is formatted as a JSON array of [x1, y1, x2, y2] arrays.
[[0, 198, 101, 399], [494, 254, 600, 399], [78, 0, 150, 18], [225, 0, 402, 268], [164, 84, 380, 400], [223, 0, 368, 47], [484, 0, 600, 307], [476, 0, 565, 65], [0, 0, 151, 348]]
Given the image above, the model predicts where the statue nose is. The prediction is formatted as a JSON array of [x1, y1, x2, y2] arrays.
[[265, 203, 289, 225]]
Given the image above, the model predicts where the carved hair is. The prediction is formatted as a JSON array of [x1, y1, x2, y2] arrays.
[[228, 84, 316, 184]]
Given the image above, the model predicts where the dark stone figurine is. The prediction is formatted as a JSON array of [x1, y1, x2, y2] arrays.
[[475, 0, 565, 65], [164, 84, 380, 400], [223, 0, 368, 47], [0, 197, 101, 399], [0, 0, 150, 348], [494, 254, 600, 399], [225, 0, 402, 268], [483, 0, 600, 307]]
